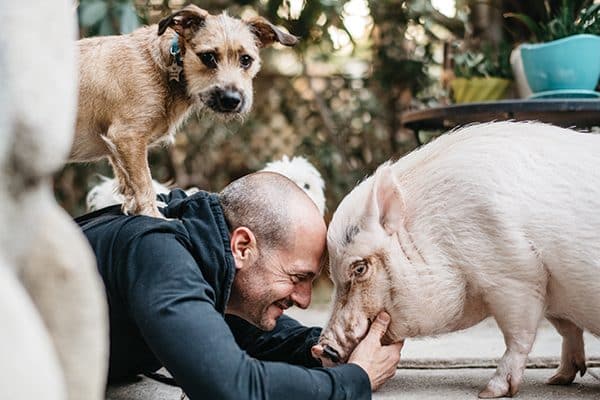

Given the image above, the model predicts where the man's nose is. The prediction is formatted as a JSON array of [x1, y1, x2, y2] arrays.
[[291, 281, 312, 309]]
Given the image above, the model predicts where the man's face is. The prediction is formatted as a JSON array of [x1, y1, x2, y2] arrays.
[[232, 246, 322, 330], [226, 192, 328, 331]]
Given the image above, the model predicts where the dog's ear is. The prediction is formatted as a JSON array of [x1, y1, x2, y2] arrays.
[[158, 5, 208, 40], [246, 17, 298, 48]]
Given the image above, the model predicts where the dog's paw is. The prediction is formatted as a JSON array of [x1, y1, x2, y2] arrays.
[[144, 207, 167, 219], [121, 203, 165, 219]]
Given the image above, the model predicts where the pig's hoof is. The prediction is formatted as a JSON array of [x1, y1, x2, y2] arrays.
[[479, 379, 513, 398], [478, 388, 509, 398], [547, 361, 586, 385], [547, 373, 575, 386]]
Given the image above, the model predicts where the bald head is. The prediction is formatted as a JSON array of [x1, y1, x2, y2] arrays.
[[219, 172, 324, 252]]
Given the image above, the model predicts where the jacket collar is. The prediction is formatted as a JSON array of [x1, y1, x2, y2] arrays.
[[160, 189, 235, 314]]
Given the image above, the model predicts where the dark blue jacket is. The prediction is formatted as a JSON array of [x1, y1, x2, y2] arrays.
[[76, 189, 370, 400]]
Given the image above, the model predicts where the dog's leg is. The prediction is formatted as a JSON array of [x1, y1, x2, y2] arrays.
[[103, 128, 163, 218], [107, 156, 136, 212]]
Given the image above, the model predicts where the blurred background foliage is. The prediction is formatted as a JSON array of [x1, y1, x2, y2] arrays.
[[56, 0, 574, 217]]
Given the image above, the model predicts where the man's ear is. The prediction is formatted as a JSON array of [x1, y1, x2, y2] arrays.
[[245, 16, 298, 48], [365, 164, 405, 235], [230, 227, 258, 269], [158, 5, 208, 40]]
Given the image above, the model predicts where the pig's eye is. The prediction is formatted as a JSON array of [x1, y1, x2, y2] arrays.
[[290, 273, 310, 284], [351, 260, 368, 278]]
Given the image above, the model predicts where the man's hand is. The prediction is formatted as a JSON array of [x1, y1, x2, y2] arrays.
[[347, 311, 403, 391]]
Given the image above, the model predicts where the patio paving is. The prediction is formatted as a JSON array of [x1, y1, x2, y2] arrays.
[[105, 306, 600, 399]]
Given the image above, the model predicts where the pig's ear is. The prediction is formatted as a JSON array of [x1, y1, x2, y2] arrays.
[[372, 165, 405, 235]]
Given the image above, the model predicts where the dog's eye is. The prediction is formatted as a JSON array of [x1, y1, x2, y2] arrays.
[[303, 183, 311, 190], [240, 54, 253, 69], [198, 52, 218, 69]]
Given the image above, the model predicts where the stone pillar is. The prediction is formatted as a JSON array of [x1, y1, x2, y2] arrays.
[[0, 2, 108, 400]]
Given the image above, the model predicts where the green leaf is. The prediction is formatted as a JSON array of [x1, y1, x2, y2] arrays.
[[579, 4, 600, 31], [119, 3, 140, 34], [503, 12, 541, 41], [79, 0, 108, 27]]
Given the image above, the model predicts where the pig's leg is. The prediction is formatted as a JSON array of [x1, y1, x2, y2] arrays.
[[479, 291, 543, 398], [546, 316, 586, 385]]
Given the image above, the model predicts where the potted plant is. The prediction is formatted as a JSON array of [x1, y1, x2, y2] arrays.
[[505, 0, 600, 98], [450, 43, 513, 103]]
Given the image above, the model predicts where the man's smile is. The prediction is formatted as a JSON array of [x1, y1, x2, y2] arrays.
[[274, 299, 293, 311]]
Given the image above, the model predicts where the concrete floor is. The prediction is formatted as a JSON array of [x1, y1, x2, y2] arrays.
[[375, 368, 600, 399], [106, 306, 600, 399]]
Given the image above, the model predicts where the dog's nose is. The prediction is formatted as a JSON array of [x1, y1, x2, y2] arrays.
[[217, 90, 242, 112]]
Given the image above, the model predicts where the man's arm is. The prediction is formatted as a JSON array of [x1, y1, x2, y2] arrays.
[[122, 232, 371, 400], [225, 313, 322, 367]]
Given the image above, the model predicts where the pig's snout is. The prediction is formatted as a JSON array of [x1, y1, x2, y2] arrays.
[[319, 316, 369, 364], [322, 345, 341, 363], [317, 333, 352, 364]]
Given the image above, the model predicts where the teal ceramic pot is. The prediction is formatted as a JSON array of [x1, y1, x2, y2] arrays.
[[521, 34, 600, 93]]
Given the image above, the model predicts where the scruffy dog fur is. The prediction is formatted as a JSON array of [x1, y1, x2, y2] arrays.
[[70, 5, 297, 217]]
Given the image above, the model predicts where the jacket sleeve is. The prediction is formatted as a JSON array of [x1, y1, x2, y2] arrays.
[[122, 231, 371, 400], [225, 314, 322, 367]]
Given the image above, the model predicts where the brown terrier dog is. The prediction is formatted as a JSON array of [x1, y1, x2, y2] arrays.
[[69, 5, 297, 217]]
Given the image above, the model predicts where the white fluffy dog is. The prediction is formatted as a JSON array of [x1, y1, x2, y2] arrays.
[[261, 155, 326, 216], [86, 155, 326, 215]]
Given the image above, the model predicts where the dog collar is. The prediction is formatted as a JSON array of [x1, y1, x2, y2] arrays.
[[167, 33, 184, 83]]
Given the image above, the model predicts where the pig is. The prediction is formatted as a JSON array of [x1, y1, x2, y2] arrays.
[[318, 121, 600, 398]]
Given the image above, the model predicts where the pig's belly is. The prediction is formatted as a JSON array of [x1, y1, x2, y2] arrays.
[[544, 262, 600, 335]]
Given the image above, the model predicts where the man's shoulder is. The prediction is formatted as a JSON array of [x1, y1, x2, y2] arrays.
[[116, 217, 191, 254], [77, 208, 190, 254], [106, 218, 201, 290]]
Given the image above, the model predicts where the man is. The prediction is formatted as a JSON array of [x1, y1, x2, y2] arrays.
[[76, 172, 403, 399]]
